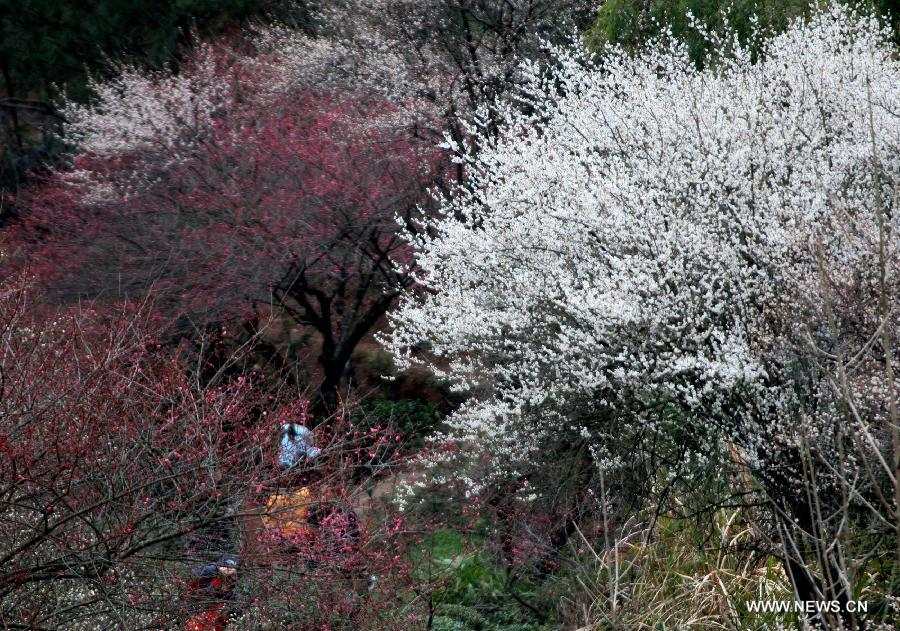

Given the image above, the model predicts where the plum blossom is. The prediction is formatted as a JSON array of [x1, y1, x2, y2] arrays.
[[385, 3, 900, 482]]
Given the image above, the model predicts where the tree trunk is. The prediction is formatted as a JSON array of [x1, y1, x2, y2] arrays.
[[316, 359, 343, 415]]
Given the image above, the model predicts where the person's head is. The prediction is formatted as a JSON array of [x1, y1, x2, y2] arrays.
[[216, 554, 238, 576], [281, 423, 320, 460], [283, 423, 309, 440]]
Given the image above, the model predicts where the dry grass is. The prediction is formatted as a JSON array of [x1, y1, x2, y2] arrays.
[[555, 510, 793, 630]]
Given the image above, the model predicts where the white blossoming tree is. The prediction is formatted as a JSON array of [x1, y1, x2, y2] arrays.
[[255, 1, 596, 143], [386, 3, 899, 619]]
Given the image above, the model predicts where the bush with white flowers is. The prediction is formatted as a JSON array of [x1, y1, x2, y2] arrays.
[[386, 3, 900, 491]]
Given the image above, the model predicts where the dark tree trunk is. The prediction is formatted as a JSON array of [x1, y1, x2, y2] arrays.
[[316, 357, 343, 416], [763, 447, 855, 630]]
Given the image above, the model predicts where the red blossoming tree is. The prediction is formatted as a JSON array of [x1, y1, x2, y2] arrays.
[[11, 41, 446, 409], [0, 275, 424, 629]]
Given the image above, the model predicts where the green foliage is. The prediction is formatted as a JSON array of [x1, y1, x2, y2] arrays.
[[586, 1, 900, 65], [355, 397, 443, 445], [433, 604, 547, 631], [0, 0, 263, 101], [586, 0, 812, 64], [0, 1, 313, 196], [424, 531, 507, 604], [411, 530, 551, 631]]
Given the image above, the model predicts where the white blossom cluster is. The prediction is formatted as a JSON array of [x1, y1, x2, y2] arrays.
[[254, 0, 594, 134], [58, 1, 593, 186], [61, 43, 230, 158], [385, 4, 900, 484], [56, 44, 234, 201]]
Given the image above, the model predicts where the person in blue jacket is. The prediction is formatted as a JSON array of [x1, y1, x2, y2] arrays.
[[278, 423, 321, 470]]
